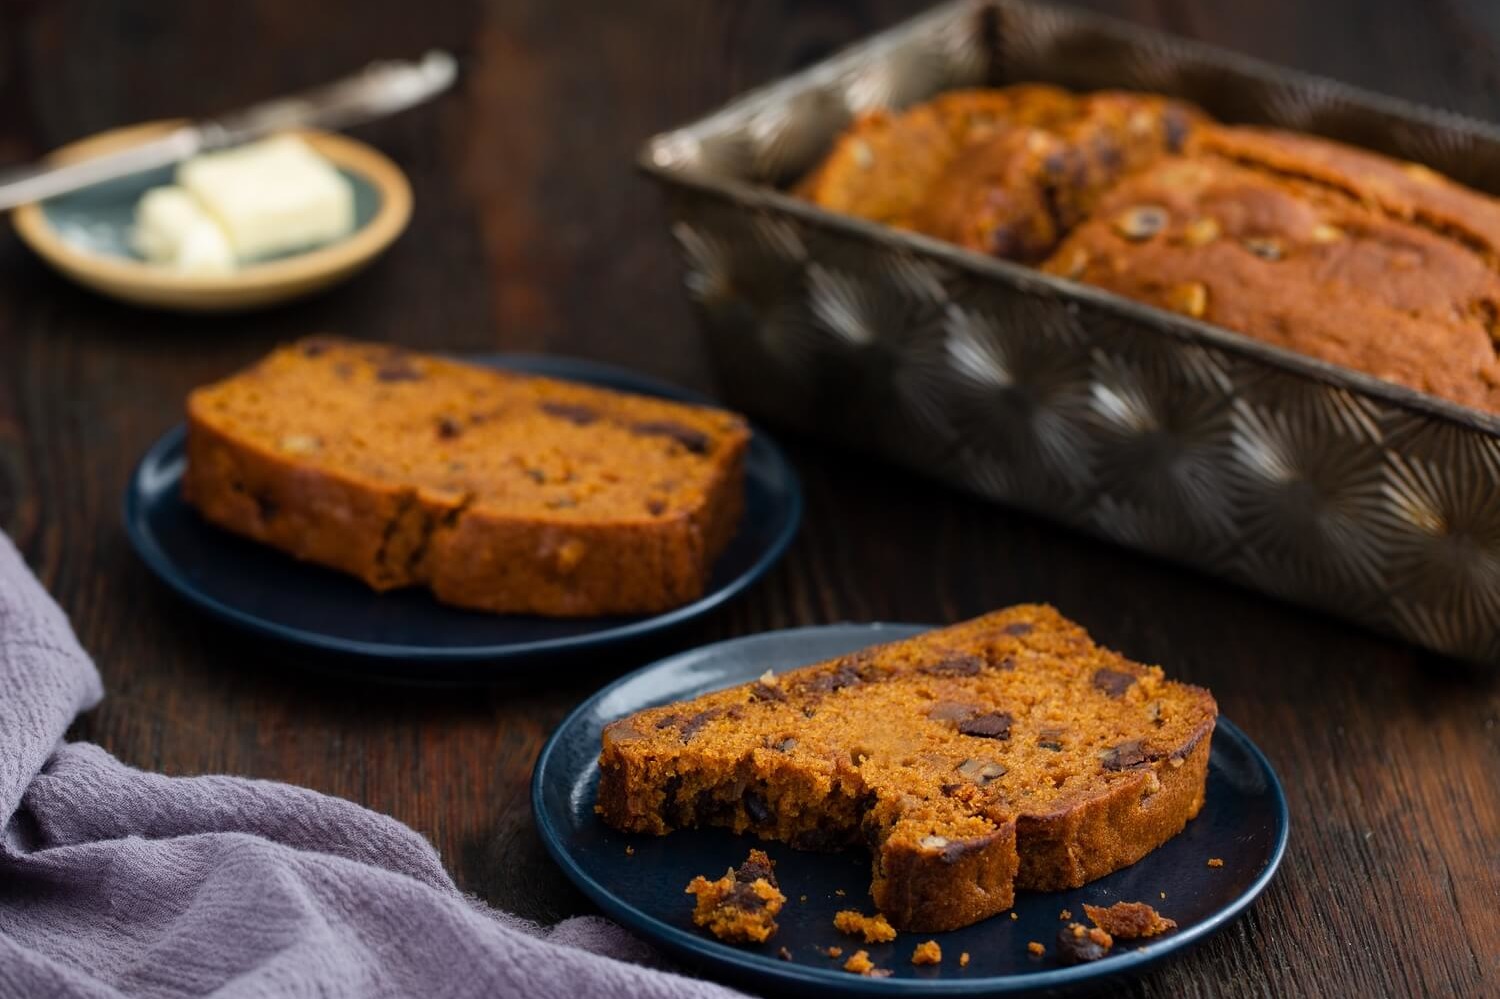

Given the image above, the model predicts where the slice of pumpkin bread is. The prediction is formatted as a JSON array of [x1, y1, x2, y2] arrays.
[[183, 337, 749, 616], [597, 605, 1216, 931]]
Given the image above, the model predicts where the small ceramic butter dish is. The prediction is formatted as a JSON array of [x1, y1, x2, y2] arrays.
[[12, 121, 411, 311]]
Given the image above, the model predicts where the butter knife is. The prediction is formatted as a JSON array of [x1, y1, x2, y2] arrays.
[[0, 50, 457, 211]]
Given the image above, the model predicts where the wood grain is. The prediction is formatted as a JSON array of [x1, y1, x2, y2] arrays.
[[0, 1, 1496, 995]]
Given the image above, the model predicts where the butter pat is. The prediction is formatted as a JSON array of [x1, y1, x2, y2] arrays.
[[177, 135, 355, 262], [133, 186, 236, 275]]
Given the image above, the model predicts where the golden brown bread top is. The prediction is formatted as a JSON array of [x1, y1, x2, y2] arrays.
[[188, 337, 751, 525], [1042, 146, 1500, 411], [1194, 125, 1500, 265], [910, 91, 1202, 260], [793, 85, 1084, 229], [796, 85, 1203, 260], [600, 604, 1217, 849]]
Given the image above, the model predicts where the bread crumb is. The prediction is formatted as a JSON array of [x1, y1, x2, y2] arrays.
[[1059, 908, 1072, 920], [1207, 857, 1224, 868], [799, 895, 807, 903], [1027, 941, 1045, 957], [834, 888, 846, 896], [624, 845, 634, 856], [844, 950, 890, 976], [1084, 901, 1177, 939], [777, 946, 792, 961], [911, 940, 942, 965], [684, 850, 785, 944], [1160, 891, 1167, 899], [959, 951, 970, 967], [1010, 912, 1018, 921], [834, 909, 898, 943]]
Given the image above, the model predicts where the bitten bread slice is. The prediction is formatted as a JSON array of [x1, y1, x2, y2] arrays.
[[596, 606, 1216, 931], [183, 337, 749, 616]]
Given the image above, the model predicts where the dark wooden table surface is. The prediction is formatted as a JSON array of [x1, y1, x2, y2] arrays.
[[1, 1, 1496, 996]]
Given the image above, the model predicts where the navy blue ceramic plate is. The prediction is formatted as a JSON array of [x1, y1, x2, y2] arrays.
[[123, 355, 802, 675], [534, 625, 1288, 996]]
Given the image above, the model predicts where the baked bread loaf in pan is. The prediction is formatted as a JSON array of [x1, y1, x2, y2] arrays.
[[596, 605, 1217, 931], [183, 338, 749, 616], [799, 85, 1500, 413]]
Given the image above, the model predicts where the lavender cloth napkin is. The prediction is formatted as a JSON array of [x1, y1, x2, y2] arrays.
[[0, 532, 745, 999]]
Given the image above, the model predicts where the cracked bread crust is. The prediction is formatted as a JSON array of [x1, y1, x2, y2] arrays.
[[1041, 135, 1500, 412], [596, 605, 1216, 931], [910, 91, 1202, 261], [182, 338, 749, 616], [796, 85, 1203, 262], [792, 86, 1079, 230]]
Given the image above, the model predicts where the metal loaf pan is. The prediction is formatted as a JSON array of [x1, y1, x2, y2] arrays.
[[639, 0, 1500, 664]]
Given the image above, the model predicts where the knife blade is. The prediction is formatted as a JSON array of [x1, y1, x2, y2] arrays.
[[0, 50, 457, 211]]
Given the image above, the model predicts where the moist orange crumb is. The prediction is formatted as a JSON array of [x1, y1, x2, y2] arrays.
[[1208, 857, 1224, 868], [1059, 908, 1072, 920], [1084, 901, 1177, 939], [959, 951, 971, 967], [911, 940, 942, 965], [685, 850, 785, 944], [821, 946, 843, 959], [843, 950, 891, 977], [1027, 941, 1045, 957], [834, 910, 898, 943]]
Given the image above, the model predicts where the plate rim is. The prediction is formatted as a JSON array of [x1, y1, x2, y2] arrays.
[[531, 623, 1291, 995], [121, 354, 804, 663]]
